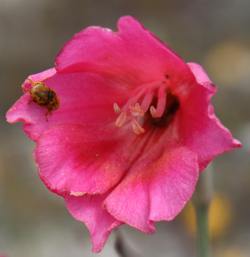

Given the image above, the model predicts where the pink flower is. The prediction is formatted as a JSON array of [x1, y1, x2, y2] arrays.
[[6, 16, 241, 252]]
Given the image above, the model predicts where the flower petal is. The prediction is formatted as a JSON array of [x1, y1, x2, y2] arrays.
[[56, 16, 191, 85], [65, 194, 121, 252], [29, 68, 57, 85], [7, 70, 127, 141], [6, 93, 48, 140], [6, 68, 57, 140], [149, 148, 199, 221], [35, 124, 130, 195], [178, 63, 241, 169], [105, 146, 199, 232], [187, 62, 215, 91]]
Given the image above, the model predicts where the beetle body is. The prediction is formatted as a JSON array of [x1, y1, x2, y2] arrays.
[[29, 82, 59, 112]]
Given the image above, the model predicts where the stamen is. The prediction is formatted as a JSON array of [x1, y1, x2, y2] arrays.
[[150, 86, 167, 118], [131, 119, 145, 135], [141, 91, 154, 112], [115, 112, 127, 127], [130, 103, 144, 117], [150, 106, 157, 117], [113, 102, 121, 113], [113, 79, 177, 134]]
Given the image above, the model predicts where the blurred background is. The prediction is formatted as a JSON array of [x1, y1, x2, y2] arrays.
[[1, 0, 250, 256]]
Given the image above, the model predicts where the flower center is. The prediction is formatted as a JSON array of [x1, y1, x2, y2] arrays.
[[114, 80, 180, 135]]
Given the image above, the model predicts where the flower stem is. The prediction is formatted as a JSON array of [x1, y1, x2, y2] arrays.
[[114, 230, 141, 257], [193, 166, 213, 257], [196, 200, 210, 257], [114, 230, 129, 257]]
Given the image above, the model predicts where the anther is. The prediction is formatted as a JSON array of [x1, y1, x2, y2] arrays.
[[150, 106, 157, 117], [115, 112, 127, 127], [130, 103, 144, 117], [113, 102, 121, 113], [131, 119, 145, 135]]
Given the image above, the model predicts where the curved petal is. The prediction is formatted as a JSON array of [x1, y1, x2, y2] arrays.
[[65, 194, 121, 253], [187, 62, 215, 91], [104, 146, 199, 232], [56, 16, 192, 86], [7, 70, 127, 141], [6, 93, 49, 140], [149, 148, 198, 221], [35, 124, 131, 195], [28, 68, 57, 86], [178, 63, 241, 170], [6, 68, 57, 140]]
